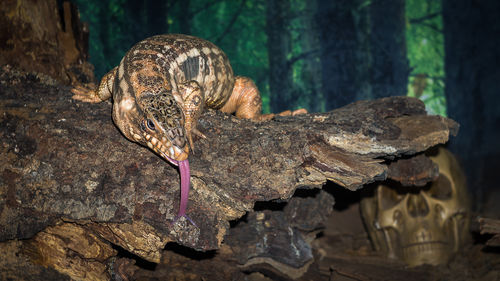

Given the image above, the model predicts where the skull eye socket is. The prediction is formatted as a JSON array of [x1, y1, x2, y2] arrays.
[[378, 185, 405, 210], [428, 173, 453, 200]]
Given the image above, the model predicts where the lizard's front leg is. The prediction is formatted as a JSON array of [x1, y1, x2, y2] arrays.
[[178, 80, 206, 151], [71, 67, 117, 103]]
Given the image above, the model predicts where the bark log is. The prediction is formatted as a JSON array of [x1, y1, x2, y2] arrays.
[[1, 63, 456, 245], [0, 66, 458, 279]]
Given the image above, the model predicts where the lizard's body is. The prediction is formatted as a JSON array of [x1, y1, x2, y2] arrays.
[[72, 34, 304, 225]]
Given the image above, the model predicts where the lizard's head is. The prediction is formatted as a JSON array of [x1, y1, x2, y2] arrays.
[[113, 90, 189, 164]]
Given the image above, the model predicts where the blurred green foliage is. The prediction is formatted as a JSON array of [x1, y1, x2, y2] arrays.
[[406, 0, 446, 116]]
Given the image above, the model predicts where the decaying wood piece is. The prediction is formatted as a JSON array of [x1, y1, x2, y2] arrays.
[[479, 217, 500, 247], [24, 223, 116, 281], [0, 66, 458, 279], [387, 153, 439, 187], [0, 240, 72, 281], [227, 211, 314, 279], [0, 0, 93, 84], [224, 190, 334, 280]]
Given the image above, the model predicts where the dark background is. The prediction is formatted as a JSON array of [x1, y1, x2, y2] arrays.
[[72, 0, 500, 213]]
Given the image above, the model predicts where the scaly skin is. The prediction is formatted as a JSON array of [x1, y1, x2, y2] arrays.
[[72, 34, 306, 226]]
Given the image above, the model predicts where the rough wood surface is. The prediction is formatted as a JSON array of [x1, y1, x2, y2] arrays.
[[0, 0, 93, 84], [479, 217, 500, 247], [131, 199, 500, 281], [0, 66, 458, 279], [387, 153, 439, 187], [224, 190, 334, 279]]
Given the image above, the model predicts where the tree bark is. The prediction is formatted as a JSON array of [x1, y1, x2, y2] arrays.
[[0, 0, 93, 84], [443, 0, 500, 210], [479, 217, 500, 247]]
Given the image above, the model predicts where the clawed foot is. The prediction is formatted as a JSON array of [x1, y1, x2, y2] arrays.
[[71, 84, 102, 103], [172, 214, 197, 227], [277, 108, 308, 116], [291, 108, 308, 115], [186, 127, 207, 153], [254, 108, 308, 121]]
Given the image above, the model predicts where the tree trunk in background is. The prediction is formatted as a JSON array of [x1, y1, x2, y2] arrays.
[[124, 0, 145, 43], [145, 0, 169, 36], [369, 0, 409, 98], [266, 0, 293, 113], [316, 0, 360, 111], [352, 2, 372, 101], [125, 0, 169, 41], [98, 1, 115, 69], [299, 0, 323, 112], [179, 0, 191, 35], [443, 0, 500, 211]]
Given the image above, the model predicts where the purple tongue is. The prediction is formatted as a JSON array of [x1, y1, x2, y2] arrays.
[[178, 159, 190, 217], [175, 159, 196, 226]]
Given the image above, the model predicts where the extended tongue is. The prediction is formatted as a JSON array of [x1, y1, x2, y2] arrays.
[[174, 159, 196, 226]]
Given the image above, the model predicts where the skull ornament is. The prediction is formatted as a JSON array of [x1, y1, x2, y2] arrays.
[[360, 147, 470, 267]]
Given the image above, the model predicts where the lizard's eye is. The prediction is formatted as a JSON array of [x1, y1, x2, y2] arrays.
[[146, 119, 156, 130], [141, 119, 156, 131]]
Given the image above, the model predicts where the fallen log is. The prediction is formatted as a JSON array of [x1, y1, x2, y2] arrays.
[[0, 65, 457, 279]]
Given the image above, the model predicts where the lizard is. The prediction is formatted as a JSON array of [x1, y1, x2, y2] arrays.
[[72, 34, 306, 226]]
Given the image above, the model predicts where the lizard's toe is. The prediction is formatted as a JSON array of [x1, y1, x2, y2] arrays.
[[292, 108, 308, 115], [71, 85, 102, 103], [192, 128, 207, 139]]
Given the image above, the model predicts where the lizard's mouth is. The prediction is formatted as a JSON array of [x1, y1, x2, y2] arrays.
[[143, 133, 189, 163]]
